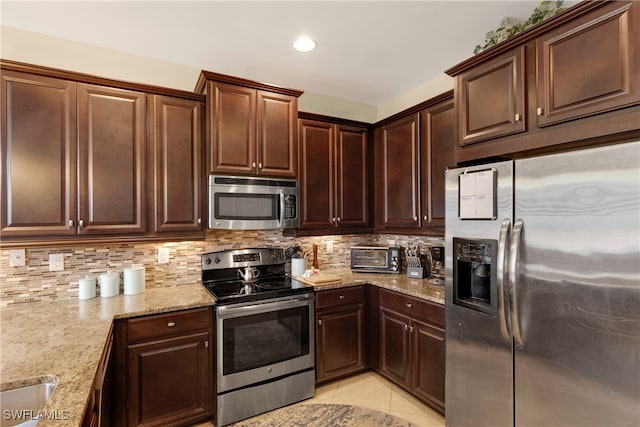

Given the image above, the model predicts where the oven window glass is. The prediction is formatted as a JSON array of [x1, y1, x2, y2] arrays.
[[222, 306, 310, 375], [215, 193, 278, 220]]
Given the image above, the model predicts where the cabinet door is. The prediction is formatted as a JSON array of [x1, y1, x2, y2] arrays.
[[150, 95, 203, 235], [411, 318, 445, 414], [298, 119, 335, 229], [127, 332, 211, 427], [336, 125, 369, 229], [380, 309, 411, 387], [421, 98, 455, 230], [457, 46, 526, 145], [375, 114, 420, 229], [77, 84, 146, 235], [1, 71, 77, 237], [316, 306, 364, 383], [208, 82, 256, 175], [536, 2, 640, 127], [257, 91, 297, 177]]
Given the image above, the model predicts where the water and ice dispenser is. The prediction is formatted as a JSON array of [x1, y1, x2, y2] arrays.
[[453, 238, 497, 315]]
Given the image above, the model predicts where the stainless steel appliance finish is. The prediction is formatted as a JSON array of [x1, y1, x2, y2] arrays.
[[201, 247, 315, 427], [445, 141, 640, 427], [208, 175, 299, 230], [350, 245, 401, 273]]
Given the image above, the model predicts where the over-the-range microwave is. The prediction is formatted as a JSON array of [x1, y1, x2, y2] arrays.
[[208, 175, 299, 230]]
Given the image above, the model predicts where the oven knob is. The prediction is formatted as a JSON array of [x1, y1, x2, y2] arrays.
[[214, 257, 221, 264], [205, 257, 212, 265], [267, 367, 273, 374]]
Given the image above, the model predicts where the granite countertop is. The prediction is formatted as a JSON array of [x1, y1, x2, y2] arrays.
[[0, 284, 215, 427], [301, 268, 445, 305], [0, 270, 443, 427]]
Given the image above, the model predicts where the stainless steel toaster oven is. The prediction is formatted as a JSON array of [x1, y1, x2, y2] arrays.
[[350, 245, 401, 274]]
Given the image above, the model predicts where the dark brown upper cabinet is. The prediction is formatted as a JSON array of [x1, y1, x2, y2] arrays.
[[374, 113, 421, 230], [421, 97, 456, 231], [149, 95, 204, 237], [196, 71, 302, 178], [1, 70, 147, 239], [298, 115, 369, 234], [456, 46, 526, 146], [1, 71, 78, 238], [373, 92, 455, 236], [77, 83, 147, 236], [1, 60, 206, 246], [447, 1, 640, 164]]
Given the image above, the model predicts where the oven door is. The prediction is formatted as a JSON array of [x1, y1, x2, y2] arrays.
[[215, 293, 315, 393]]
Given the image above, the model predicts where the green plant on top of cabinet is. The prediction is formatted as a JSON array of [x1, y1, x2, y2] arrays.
[[297, 115, 370, 234], [196, 71, 303, 178], [1, 69, 147, 239], [447, 1, 640, 163], [149, 95, 204, 237]]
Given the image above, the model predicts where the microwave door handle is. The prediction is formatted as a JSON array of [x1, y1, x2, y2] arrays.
[[277, 191, 284, 226]]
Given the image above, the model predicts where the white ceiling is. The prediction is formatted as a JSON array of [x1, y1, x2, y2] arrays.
[[2, 1, 561, 106]]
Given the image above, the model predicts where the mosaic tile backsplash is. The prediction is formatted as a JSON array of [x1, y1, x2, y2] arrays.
[[0, 230, 443, 306]]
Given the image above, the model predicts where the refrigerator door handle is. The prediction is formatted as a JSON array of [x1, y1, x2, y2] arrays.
[[509, 218, 525, 346], [497, 218, 511, 341]]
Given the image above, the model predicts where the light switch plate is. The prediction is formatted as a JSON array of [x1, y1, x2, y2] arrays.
[[49, 253, 64, 271], [157, 247, 170, 264], [326, 240, 334, 254], [9, 249, 26, 267]]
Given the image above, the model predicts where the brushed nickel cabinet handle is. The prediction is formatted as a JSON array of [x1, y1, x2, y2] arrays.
[[167, 322, 176, 327]]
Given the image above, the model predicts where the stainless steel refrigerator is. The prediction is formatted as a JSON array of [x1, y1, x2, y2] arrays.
[[444, 141, 640, 427]]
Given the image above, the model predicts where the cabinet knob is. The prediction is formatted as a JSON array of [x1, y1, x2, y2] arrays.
[[167, 321, 176, 327], [332, 217, 336, 223], [339, 295, 345, 300], [252, 162, 257, 168], [423, 215, 428, 221], [318, 319, 322, 326], [337, 217, 341, 222], [197, 218, 201, 225], [406, 302, 412, 308], [78, 219, 84, 227], [68, 219, 74, 227], [413, 216, 418, 221], [515, 113, 521, 121], [410, 326, 414, 333], [204, 340, 209, 348], [258, 163, 263, 169], [536, 107, 544, 116], [404, 324, 409, 331]]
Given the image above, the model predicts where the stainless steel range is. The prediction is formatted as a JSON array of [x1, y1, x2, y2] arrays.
[[201, 247, 315, 427]]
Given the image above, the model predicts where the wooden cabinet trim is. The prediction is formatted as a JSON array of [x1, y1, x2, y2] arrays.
[[196, 69, 303, 97]]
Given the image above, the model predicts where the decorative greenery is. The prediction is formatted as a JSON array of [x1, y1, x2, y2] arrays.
[[474, 0, 566, 54]]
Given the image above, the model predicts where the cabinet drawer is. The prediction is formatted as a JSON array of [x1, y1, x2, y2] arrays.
[[379, 289, 444, 326], [316, 286, 364, 310], [127, 307, 210, 343]]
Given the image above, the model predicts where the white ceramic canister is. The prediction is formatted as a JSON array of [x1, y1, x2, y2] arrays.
[[78, 276, 97, 300], [124, 264, 145, 295], [100, 271, 120, 298], [291, 258, 307, 277]]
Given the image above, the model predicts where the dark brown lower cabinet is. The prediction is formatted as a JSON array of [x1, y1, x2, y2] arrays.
[[82, 326, 114, 427], [113, 307, 213, 427], [379, 289, 445, 415], [315, 286, 366, 384]]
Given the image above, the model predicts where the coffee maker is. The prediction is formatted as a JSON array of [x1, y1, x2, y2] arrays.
[[427, 245, 445, 285]]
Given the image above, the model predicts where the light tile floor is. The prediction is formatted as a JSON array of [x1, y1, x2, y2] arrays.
[[196, 371, 445, 426], [302, 371, 445, 427]]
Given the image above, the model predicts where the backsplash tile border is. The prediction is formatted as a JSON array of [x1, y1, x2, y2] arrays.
[[0, 231, 443, 306]]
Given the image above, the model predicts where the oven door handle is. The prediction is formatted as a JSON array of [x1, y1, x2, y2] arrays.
[[217, 296, 314, 318]]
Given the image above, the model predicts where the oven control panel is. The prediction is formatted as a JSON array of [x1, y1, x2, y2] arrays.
[[202, 247, 286, 270]]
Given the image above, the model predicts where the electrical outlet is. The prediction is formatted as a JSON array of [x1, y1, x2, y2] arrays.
[[9, 249, 26, 267], [387, 239, 396, 246], [157, 247, 170, 264], [49, 253, 64, 271], [326, 240, 334, 254]]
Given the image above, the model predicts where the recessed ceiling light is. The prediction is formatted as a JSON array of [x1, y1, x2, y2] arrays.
[[293, 36, 316, 52]]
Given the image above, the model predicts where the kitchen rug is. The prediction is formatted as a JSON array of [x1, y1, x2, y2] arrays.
[[230, 403, 416, 427]]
